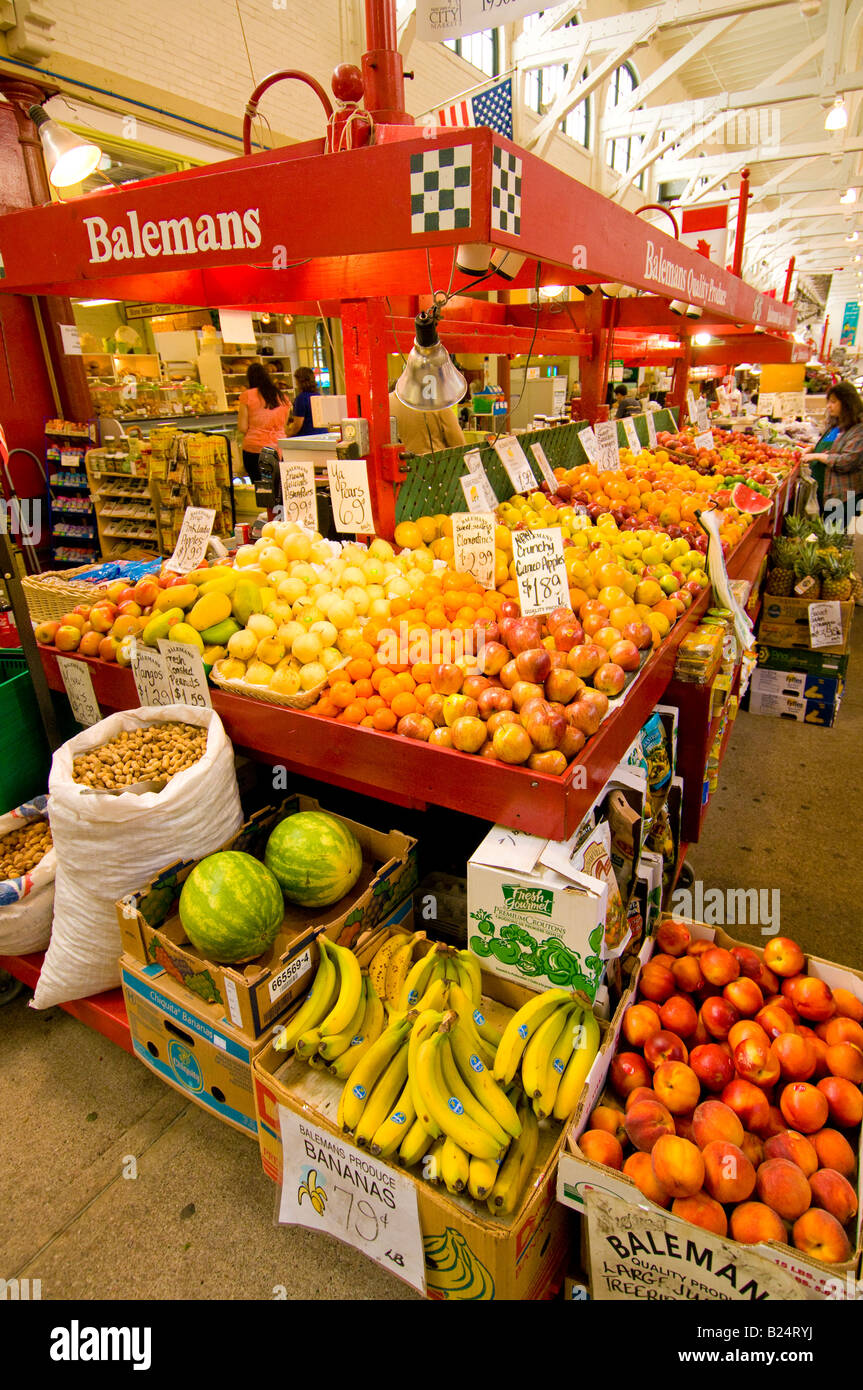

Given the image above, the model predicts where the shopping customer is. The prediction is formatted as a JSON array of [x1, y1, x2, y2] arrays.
[[613, 384, 640, 419], [237, 362, 291, 482], [283, 366, 328, 437], [800, 381, 863, 516]]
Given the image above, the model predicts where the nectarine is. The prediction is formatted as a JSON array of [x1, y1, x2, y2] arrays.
[[817, 1076, 863, 1128], [779, 1082, 829, 1135], [671, 1192, 728, 1238], [692, 1099, 744, 1150], [651, 1135, 705, 1199], [653, 1061, 701, 1115], [811, 1128, 857, 1180], [623, 1151, 672, 1209], [792, 1208, 851, 1264], [763, 1130, 818, 1178], [624, 1099, 676, 1154], [730, 1201, 788, 1247], [578, 1129, 623, 1170], [809, 1168, 858, 1227], [703, 1140, 756, 1204], [756, 1158, 812, 1221]]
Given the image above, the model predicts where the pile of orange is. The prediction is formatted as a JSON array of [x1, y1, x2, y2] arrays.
[[311, 645, 453, 729]]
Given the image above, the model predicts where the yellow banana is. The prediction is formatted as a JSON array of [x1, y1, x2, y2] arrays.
[[368, 934, 400, 1001], [340, 1014, 413, 1132], [441, 1137, 470, 1195], [475, 1011, 504, 1052], [407, 1008, 446, 1138], [439, 1033, 510, 1148], [449, 1017, 522, 1140], [447, 982, 495, 1068], [468, 1153, 501, 1201], [521, 1002, 575, 1101], [487, 1099, 539, 1217], [370, 1078, 416, 1158], [424, 1134, 446, 1183], [399, 1116, 433, 1168], [317, 975, 369, 1061], [455, 950, 482, 1006], [399, 945, 440, 1012], [317, 940, 363, 1036], [274, 939, 340, 1053], [355, 1044, 410, 1148], [386, 932, 423, 1007], [535, 1003, 584, 1119], [493, 988, 574, 1085], [552, 1008, 601, 1123], [415, 976, 450, 1013], [327, 981, 386, 1079], [414, 1030, 506, 1161]]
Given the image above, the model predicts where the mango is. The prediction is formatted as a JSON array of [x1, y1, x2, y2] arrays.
[[237, 569, 269, 589], [199, 572, 237, 597], [232, 578, 264, 625], [155, 584, 198, 612], [200, 617, 241, 645], [141, 607, 185, 647], [202, 644, 227, 665], [168, 623, 205, 652], [184, 568, 212, 586], [189, 591, 232, 632]]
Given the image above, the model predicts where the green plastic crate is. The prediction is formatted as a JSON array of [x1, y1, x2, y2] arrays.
[[0, 649, 52, 814]]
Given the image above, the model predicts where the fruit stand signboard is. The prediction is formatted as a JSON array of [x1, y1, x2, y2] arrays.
[[276, 1103, 426, 1296], [327, 459, 375, 534], [494, 436, 536, 495], [164, 507, 216, 575], [511, 527, 569, 617], [452, 511, 495, 589], [56, 656, 101, 726]]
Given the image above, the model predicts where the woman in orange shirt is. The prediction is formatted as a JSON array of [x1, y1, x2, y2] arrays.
[[236, 362, 291, 481]]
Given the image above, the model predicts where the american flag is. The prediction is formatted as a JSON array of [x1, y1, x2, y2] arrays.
[[435, 77, 513, 140]]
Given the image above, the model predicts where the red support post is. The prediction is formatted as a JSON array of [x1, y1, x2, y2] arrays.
[[575, 292, 608, 423], [783, 256, 795, 303], [820, 316, 829, 361], [363, 0, 412, 125], [668, 336, 693, 419], [732, 167, 751, 278]]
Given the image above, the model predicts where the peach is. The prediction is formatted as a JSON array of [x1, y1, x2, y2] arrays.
[[653, 1062, 701, 1116], [756, 1158, 812, 1222], [624, 1086, 656, 1113], [623, 1151, 672, 1209], [650, 1135, 705, 1199], [817, 1076, 863, 1129], [728, 1020, 770, 1052], [723, 977, 764, 1017], [756, 1004, 796, 1042], [578, 1129, 623, 1170], [809, 1168, 858, 1227], [691, 1099, 744, 1150], [689, 1043, 735, 1094], [686, 939, 713, 958], [644, 1030, 689, 1070], [832, 988, 863, 1024], [792, 1208, 852, 1264], [700, 947, 740, 987], [639, 961, 676, 1003], [622, 1003, 662, 1048], [767, 993, 800, 1024], [732, 945, 764, 981], [763, 1130, 818, 1177], [780, 1082, 829, 1135], [702, 1139, 756, 1204], [730, 1201, 788, 1247], [609, 1052, 652, 1099], [734, 1036, 781, 1090], [700, 997, 740, 1040], [672, 1192, 728, 1238], [771, 1032, 816, 1082], [721, 1079, 770, 1134], [653, 952, 678, 970], [810, 1035, 832, 1080], [741, 1131, 765, 1170], [788, 976, 836, 1023], [660, 995, 699, 1039], [640, 1000, 663, 1019], [589, 1105, 627, 1145], [656, 919, 692, 957], [763, 936, 806, 978], [757, 962, 780, 995], [811, 1128, 857, 1180], [624, 1098, 676, 1153], [672, 956, 704, 993], [674, 1113, 697, 1144], [825, 1042, 863, 1085], [823, 1018, 863, 1050]]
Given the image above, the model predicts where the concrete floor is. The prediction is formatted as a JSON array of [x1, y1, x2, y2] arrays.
[[1, 616, 861, 1301]]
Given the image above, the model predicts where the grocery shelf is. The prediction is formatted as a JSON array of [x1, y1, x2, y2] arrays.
[[0, 951, 132, 1053]]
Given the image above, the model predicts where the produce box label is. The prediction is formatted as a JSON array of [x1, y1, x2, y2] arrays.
[[327, 459, 375, 533], [530, 442, 558, 491], [277, 1104, 426, 1297], [621, 417, 642, 455], [512, 527, 568, 617], [278, 457, 317, 530], [164, 506, 216, 574], [267, 948, 313, 1007], [157, 640, 212, 709], [808, 600, 843, 650], [56, 656, 101, 726], [493, 435, 536, 495], [594, 420, 620, 473], [452, 511, 495, 588]]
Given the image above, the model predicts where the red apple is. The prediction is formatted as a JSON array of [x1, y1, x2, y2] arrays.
[[592, 661, 626, 697], [566, 643, 605, 678]]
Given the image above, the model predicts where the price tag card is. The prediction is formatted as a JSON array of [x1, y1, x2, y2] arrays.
[[693, 430, 715, 450], [686, 389, 698, 421], [577, 426, 600, 464], [512, 527, 569, 616], [459, 454, 497, 512], [56, 656, 101, 727], [60, 450, 80, 469], [452, 511, 495, 588], [493, 435, 536, 495], [326, 458, 375, 534], [695, 398, 710, 432], [59, 323, 82, 355], [757, 392, 776, 418], [645, 411, 658, 448], [530, 442, 558, 491], [277, 1104, 425, 1297], [594, 420, 620, 473], [164, 507, 216, 574], [621, 416, 642, 454], [131, 640, 174, 708], [158, 639, 212, 709], [716, 385, 731, 412], [278, 458, 317, 530], [808, 600, 844, 650]]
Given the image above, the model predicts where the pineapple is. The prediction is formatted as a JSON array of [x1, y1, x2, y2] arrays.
[[793, 543, 822, 598], [820, 552, 854, 601], [784, 515, 810, 541], [766, 537, 796, 596], [849, 570, 863, 604]]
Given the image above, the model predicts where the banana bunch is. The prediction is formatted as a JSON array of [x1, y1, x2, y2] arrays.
[[273, 938, 385, 1080], [494, 988, 600, 1123]]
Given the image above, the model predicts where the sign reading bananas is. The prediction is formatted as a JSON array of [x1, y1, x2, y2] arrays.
[[277, 1104, 426, 1296]]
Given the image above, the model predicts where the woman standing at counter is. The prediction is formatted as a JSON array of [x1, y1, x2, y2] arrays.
[[237, 362, 291, 481], [282, 366, 328, 438]]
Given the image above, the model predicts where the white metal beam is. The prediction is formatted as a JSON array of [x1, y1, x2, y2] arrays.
[[613, 16, 742, 116], [524, 25, 651, 158], [657, 138, 863, 178]]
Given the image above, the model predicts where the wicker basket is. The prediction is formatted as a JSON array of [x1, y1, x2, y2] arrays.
[[22, 565, 113, 623], [209, 660, 346, 711]]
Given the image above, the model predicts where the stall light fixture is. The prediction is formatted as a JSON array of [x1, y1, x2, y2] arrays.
[[693, 331, 712, 346], [394, 309, 466, 412], [846, 232, 859, 242], [840, 188, 858, 204], [27, 105, 101, 188], [74, 298, 120, 307], [825, 98, 848, 132], [538, 284, 567, 301]]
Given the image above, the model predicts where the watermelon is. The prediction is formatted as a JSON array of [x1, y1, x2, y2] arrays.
[[179, 851, 284, 964], [731, 483, 771, 515], [264, 811, 363, 908]]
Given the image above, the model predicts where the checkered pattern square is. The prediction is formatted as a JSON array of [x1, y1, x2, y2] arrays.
[[491, 147, 522, 236], [410, 146, 472, 233]]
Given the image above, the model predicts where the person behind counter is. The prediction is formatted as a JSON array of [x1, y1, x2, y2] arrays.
[[282, 366, 328, 438], [799, 380, 863, 515], [388, 382, 466, 455], [236, 361, 291, 482], [613, 384, 640, 419]]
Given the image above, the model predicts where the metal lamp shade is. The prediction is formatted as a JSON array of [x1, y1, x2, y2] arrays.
[[28, 106, 101, 188], [395, 313, 466, 411]]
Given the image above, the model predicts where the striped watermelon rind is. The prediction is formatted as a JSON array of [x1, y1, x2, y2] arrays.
[[264, 811, 363, 909], [179, 850, 284, 964]]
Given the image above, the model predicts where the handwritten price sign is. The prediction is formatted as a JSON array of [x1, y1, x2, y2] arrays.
[[277, 1105, 425, 1296], [452, 511, 495, 588], [327, 459, 375, 534], [157, 639, 212, 709], [577, 426, 600, 464], [808, 600, 844, 650], [494, 435, 536, 495], [622, 416, 642, 455], [594, 420, 620, 473], [164, 507, 216, 574], [645, 411, 658, 448], [130, 641, 173, 708], [56, 656, 101, 727], [512, 527, 569, 616], [530, 442, 558, 491], [278, 458, 317, 530], [460, 453, 498, 513]]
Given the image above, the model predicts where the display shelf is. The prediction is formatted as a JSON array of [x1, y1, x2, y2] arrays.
[[0, 951, 132, 1052]]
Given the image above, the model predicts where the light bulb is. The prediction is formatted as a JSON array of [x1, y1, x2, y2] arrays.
[[825, 98, 848, 132], [693, 331, 712, 346], [27, 105, 101, 188], [840, 188, 858, 204]]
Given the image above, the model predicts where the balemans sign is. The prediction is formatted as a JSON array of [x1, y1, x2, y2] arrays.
[[83, 208, 262, 263]]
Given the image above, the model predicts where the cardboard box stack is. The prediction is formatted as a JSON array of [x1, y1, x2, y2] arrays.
[[753, 596, 854, 728]]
